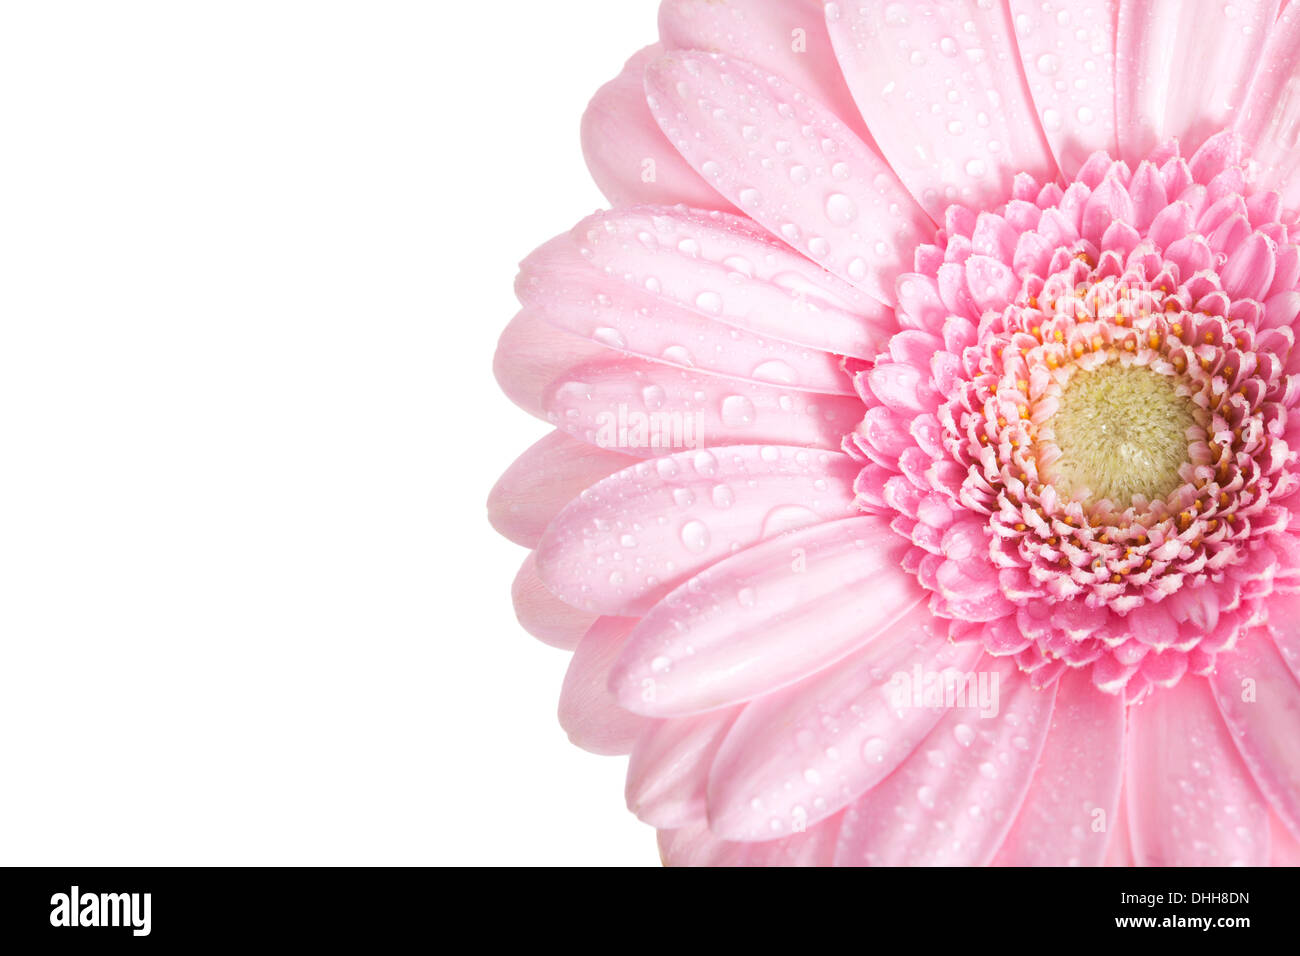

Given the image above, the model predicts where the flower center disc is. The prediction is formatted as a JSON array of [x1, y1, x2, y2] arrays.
[[1044, 363, 1197, 507]]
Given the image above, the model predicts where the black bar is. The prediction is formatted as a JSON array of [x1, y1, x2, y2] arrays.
[[0, 865, 1290, 944]]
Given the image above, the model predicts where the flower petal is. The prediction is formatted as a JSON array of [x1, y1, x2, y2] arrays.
[[519, 236, 852, 393], [1236, 2, 1300, 213], [1009, 0, 1120, 176], [1127, 675, 1271, 865], [613, 515, 923, 715], [542, 359, 864, 455], [991, 668, 1124, 866], [1271, 810, 1300, 866], [645, 50, 932, 303], [511, 552, 597, 651], [626, 709, 739, 828], [558, 617, 654, 755], [657, 814, 841, 866], [537, 445, 858, 617], [1103, 783, 1136, 866], [493, 310, 608, 420], [581, 45, 733, 211], [826, 0, 1057, 219], [1218, 231, 1276, 303], [835, 658, 1056, 866], [573, 205, 895, 358], [1270, 591, 1300, 685], [1211, 627, 1300, 839], [705, 603, 983, 840], [1116, 0, 1277, 163], [488, 430, 632, 548], [659, 0, 872, 141]]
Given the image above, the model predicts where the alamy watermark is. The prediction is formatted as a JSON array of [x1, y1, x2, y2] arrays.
[[886, 665, 1001, 718], [50, 885, 151, 936], [594, 403, 703, 451]]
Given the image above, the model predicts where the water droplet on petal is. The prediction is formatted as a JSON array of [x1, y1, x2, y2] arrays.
[[679, 519, 711, 553], [825, 192, 858, 226], [720, 394, 757, 426]]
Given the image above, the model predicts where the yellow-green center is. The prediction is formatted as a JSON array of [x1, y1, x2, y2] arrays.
[[1046, 363, 1197, 507]]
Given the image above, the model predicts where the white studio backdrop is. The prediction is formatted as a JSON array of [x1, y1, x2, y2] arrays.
[[0, 1, 662, 866]]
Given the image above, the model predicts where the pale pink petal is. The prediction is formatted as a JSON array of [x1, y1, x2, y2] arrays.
[[826, 0, 1057, 219], [1210, 627, 1300, 838], [558, 617, 654, 755], [658, 814, 841, 866], [1082, 176, 1136, 244], [1128, 676, 1270, 865], [1238, 3, 1300, 214], [644, 51, 932, 303], [659, 0, 873, 142], [573, 206, 895, 358], [1128, 160, 1169, 230], [1103, 783, 1135, 866], [626, 709, 739, 828], [612, 515, 923, 715], [1271, 590, 1300, 685], [488, 430, 632, 548], [581, 45, 733, 211], [991, 669, 1125, 866], [536, 445, 858, 616], [542, 359, 864, 456], [1218, 231, 1276, 302], [866, 360, 941, 414], [519, 237, 851, 393], [1116, 0, 1277, 163], [705, 603, 984, 840], [1270, 810, 1300, 865], [493, 310, 608, 420], [965, 255, 1021, 314], [1009, 0, 1120, 177], [511, 552, 598, 651], [835, 659, 1056, 866]]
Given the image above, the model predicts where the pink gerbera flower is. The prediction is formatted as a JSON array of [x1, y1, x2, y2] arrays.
[[489, 0, 1300, 866]]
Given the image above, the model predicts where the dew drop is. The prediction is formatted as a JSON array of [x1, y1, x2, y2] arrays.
[[720, 394, 757, 426], [695, 290, 724, 314], [679, 519, 711, 553], [825, 192, 859, 226], [662, 345, 694, 366], [760, 504, 820, 537], [752, 359, 797, 384], [861, 736, 887, 763], [692, 450, 718, 476]]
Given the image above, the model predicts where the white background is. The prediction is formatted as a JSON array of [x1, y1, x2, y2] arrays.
[[0, 0, 663, 865]]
